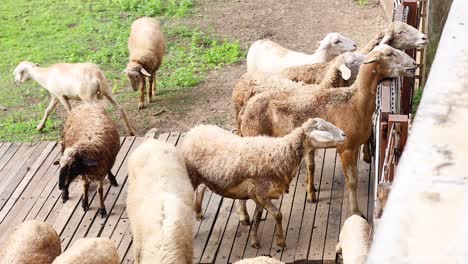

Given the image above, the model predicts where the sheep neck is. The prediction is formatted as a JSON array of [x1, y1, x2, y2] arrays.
[[350, 63, 382, 120], [283, 126, 306, 182], [309, 48, 333, 63], [28, 66, 50, 89]]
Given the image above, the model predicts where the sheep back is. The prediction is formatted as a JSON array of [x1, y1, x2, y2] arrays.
[[128, 17, 166, 72], [127, 139, 194, 264], [280, 62, 331, 84], [234, 256, 285, 264], [62, 103, 120, 180], [0, 220, 61, 264], [338, 215, 370, 264], [52, 238, 118, 264]]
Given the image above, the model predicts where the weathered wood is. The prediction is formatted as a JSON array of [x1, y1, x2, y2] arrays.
[[0, 142, 12, 162], [214, 202, 242, 264], [194, 193, 222, 263], [0, 143, 21, 174]]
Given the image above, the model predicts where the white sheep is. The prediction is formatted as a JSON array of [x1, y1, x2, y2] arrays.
[[126, 17, 166, 110], [0, 220, 61, 264], [181, 118, 346, 248], [13, 61, 134, 136], [52, 238, 119, 264], [336, 215, 371, 264], [246, 33, 357, 74], [127, 139, 194, 264], [234, 256, 284, 264]]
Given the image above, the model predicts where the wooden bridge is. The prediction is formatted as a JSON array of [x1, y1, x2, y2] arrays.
[[0, 133, 373, 263]]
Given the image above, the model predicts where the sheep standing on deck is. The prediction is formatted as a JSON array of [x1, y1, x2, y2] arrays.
[[246, 33, 357, 74], [126, 17, 166, 110], [13, 61, 135, 136], [336, 215, 371, 264], [181, 118, 346, 248], [0, 220, 61, 264], [127, 139, 194, 264], [54, 103, 120, 218], [52, 238, 119, 264]]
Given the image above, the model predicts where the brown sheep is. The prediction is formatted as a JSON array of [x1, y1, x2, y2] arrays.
[[54, 103, 120, 218], [0, 220, 61, 264], [126, 17, 166, 109], [237, 45, 416, 217]]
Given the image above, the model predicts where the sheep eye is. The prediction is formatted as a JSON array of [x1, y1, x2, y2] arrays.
[[397, 31, 404, 34], [334, 40, 341, 44]]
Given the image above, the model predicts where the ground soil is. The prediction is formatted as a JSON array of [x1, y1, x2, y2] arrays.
[[116, 0, 387, 136]]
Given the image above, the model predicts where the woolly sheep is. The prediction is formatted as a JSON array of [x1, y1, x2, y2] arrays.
[[13, 61, 135, 136], [237, 45, 416, 218], [126, 17, 166, 110], [127, 139, 194, 264], [336, 215, 371, 264], [246, 33, 357, 74], [234, 256, 284, 264], [0, 220, 61, 264], [181, 118, 346, 248], [52, 238, 119, 264], [54, 103, 120, 218]]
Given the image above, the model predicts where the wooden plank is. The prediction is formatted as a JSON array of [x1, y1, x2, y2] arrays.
[[214, 203, 242, 264], [294, 149, 325, 262], [368, 157, 375, 222], [0, 142, 49, 210], [64, 137, 135, 248], [323, 153, 346, 263], [281, 162, 307, 263], [166, 131, 181, 146], [0, 142, 21, 174], [0, 143, 12, 161], [193, 193, 222, 263], [176, 132, 186, 148], [122, 243, 134, 264], [117, 225, 133, 263], [199, 198, 235, 263], [308, 149, 336, 262], [0, 142, 56, 220], [157, 132, 170, 142], [195, 188, 214, 237], [357, 152, 370, 220], [0, 143, 37, 193], [110, 217, 131, 253], [228, 200, 255, 263], [242, 207, 267, 259], [255, 197, 282, 258]]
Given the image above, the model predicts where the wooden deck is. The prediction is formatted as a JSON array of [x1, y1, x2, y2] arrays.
[[0, 133, 373, 263]]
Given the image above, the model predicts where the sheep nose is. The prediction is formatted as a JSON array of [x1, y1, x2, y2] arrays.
[[353, 44, 357, 48], [341, 132, 346, 137], [421, 36, 427, 41]]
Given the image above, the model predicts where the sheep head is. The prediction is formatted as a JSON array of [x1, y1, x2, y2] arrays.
[[13, 61, 36, 86], [125, 62, 151, 91], [318, 33, 357, 56], [335, 52, 366, 81], [380, 21, 427, 49], [54, 148, 97, 191], [365, 44, 417, 78], [302, 118, 346, 149]]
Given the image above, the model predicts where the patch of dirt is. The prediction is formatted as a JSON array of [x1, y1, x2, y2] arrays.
[[113, 0, 386, 136]]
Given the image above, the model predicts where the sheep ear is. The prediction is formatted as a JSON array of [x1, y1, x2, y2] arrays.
[[363, 54, 381, 64], [379, 30, 393, 45], [140, 68, 151, 77], [338, 64, 351, 80], [80, 158, 98, 167], [309, 130, 334, 143]]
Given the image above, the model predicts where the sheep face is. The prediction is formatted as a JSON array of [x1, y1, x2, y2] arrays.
[[382, 21, 427, 49], [55, 148, 97, 191], [320, 33, 357, 56], [126, 62, 150, 91], [302, 118, 346, 149], [366, 44, 417, 78], [13, 61, 35, 86]]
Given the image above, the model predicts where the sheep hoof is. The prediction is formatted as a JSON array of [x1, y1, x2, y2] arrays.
[[98, 208, 108, 218], [36, 125, 44, 131], [109, 179, 118, 187], [138, 103, 145, 110], [81, 201, 89, 211], [251, 241, 260, 249], [240, 218, 251, 226], [61, 192, 69, 203], [307, 195, 317, 204], [276, 241, 286, 248], [363, 155, 371, 164], [196, 212, 205, 221]]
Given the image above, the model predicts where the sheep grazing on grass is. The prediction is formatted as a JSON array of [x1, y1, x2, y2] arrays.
[[181, 118, 346, 248], [237, 44, 416, 218], [127, 139, 194, 264], [13, 61, 135, 136], [0, 220, 61, 264], [54, 103, 120, 218], [336, 215, 371, 264], [126, 17, 166, 110], [246, 33, 357, 74], [234, 256, 284, 264], [52, 238, 119, 264]]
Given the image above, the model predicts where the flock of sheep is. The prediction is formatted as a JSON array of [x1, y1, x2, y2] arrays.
[[2, 11, 428, 264]]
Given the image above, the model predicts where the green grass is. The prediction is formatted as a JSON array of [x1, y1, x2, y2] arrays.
[[0, 0, 244, 142], [412, 88, 423, 115], [356, 0, 368, 6]]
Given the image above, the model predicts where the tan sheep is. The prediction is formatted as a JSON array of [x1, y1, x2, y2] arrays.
[[234, 256, 284, 264], [13, 61, 135, 136], [54, 103, 120, 218], [336, 215, 371, 264], [237, 44, 416, 217], [127, 139, 194, 264], [52, 238, 119, 264], [126, 17, 166, 109], [181, 118, 346, 248], [0, 220, 61, 264]]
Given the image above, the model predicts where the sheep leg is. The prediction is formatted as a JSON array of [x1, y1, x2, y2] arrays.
[[339, 148, 363, 217], [107, 170, 118, 186], [236, 200, 250, 226], [37, 96, 59, 131], [148, 75, 154, 103], [81, 178, 90, 211], [257, 197, 286, 248], [194, 184, 207, 221], [97, 180, 107, 218], [104, 92, 135, 136], [362, 133, 372, 164], [305, 150, 317, 203], [58, 96, 72, 112], [61, 188, 69, 203], [250, 203, 264, 249], [138, 80, 146, 110], [152, 75, 157, 96]]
